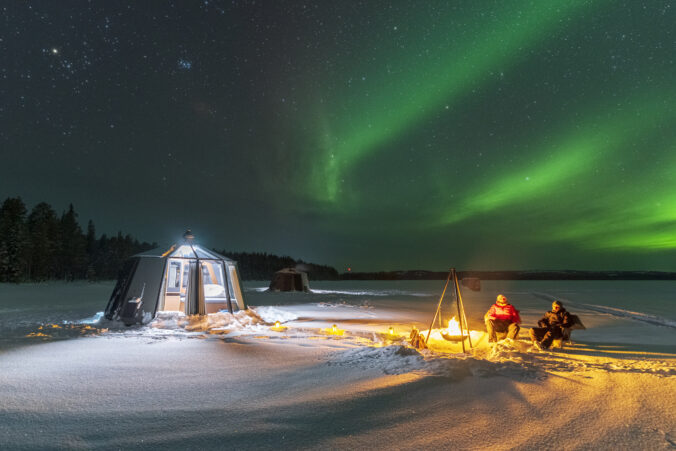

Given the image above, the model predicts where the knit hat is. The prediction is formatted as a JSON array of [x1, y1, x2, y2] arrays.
[[496, 294, 508, 305]]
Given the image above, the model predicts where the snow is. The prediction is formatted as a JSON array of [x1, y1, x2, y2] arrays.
[[0, 280, 675, 449], [253, 306, 299, 323]]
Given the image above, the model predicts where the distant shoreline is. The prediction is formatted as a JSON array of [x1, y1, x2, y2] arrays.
[[339, 270, 676, 281]]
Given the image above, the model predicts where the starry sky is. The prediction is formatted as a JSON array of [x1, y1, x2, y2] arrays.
[[1, 1, 675, 272]]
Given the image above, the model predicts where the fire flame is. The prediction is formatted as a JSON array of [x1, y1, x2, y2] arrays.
[[447, 317, 462, 336]]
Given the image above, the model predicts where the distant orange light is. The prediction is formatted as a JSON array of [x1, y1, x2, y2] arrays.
[[321, 323, 344, 336], [271, 321, 287, 332]]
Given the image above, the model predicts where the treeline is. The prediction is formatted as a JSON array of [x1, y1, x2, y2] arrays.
[[341, 270, 676, 281], [0, 196, 340, 283], [217, 250, 340, 281], [341, 270, 447, 280], [460, 270, 676, 280], [0, 197, 156, 282]]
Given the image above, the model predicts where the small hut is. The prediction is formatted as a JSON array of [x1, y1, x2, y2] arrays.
[[461, 277, 481, 291], [269, 268, 310, 292]]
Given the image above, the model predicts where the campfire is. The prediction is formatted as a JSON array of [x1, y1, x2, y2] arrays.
[[424, 269, 474, 352], [441, 316, 468, 342]]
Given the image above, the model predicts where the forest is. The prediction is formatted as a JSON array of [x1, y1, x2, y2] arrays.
[[216, 250, 339, 281], [0, 197, 339, 283], [0, 197, 156, 282]]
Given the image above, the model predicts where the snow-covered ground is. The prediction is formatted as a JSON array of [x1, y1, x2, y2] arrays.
[[1, 280, 675, 449]]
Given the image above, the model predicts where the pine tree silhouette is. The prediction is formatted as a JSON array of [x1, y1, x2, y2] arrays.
[[27, 202, 60, 280], [0, 197, 28, 283]]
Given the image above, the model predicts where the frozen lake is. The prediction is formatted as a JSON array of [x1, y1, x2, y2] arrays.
[[1, 279, 674, 350], [0, 280, 675, 449]]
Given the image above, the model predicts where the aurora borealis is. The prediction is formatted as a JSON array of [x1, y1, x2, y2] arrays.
[[1, 1, 674, 271], [306, 0, 603, 204]]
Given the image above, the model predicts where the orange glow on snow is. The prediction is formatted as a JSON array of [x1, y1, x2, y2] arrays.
[[271, 321, 287, 332], [321, 324, 345, 336]]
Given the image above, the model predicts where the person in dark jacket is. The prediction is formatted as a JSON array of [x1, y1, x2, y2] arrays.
[[484, 294, 521, 343], [529, 300, 573, 349]]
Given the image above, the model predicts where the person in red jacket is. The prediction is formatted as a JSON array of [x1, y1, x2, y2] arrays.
[[484, 294, 521, 343]]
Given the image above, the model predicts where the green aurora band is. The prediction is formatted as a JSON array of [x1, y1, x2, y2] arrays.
[[440, 93, 675, 225], [308, 0, 603, 204], [440, 93, 676, 251], [298, 0, 676, 258], [545, 144, 676, 250]]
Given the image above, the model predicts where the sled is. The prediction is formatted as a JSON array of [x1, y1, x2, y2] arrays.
[[568, 314, 586, 330], [552, 315, 586, 348]]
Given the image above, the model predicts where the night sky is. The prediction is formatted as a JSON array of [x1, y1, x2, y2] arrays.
[[1, 1, 674, 272]]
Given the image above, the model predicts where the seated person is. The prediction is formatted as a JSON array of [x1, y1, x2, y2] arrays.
[[484, 294, 521, 343], [530, 300, 573, 350]]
